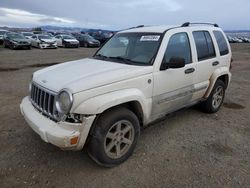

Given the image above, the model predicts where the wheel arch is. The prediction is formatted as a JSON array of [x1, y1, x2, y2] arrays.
[[204, 67, 231, 98]]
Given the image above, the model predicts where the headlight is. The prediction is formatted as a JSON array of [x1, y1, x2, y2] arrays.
[[11, 40, 18, 44], [56, 89, 73, 114]]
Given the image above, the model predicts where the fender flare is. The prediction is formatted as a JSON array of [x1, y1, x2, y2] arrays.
[[73, 88, 152, 123], [204, 67, 231, 98]]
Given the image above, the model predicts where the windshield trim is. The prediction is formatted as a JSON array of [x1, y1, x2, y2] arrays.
[[93, 32, 164, 66]]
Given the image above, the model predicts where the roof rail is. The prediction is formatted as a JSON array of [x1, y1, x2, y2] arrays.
[[181, 22, 219, 27]]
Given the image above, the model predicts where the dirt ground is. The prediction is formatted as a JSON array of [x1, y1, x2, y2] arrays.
[[0, 44, 249, 188]]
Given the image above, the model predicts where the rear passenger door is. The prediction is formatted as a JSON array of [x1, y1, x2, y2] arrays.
[[191, 30, 217, 100]]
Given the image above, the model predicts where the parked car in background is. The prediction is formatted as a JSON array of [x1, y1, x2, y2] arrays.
[[239, 37, 250, 43], [227, 36, 235, 43], [3, 32, 31, 49], [72, 33, 100, 47], [0, 29, 8, 44], [90, 32, 111, 44], [31, 34, 57, 49], [233, 37, 243, 43], [54, 34, 79, 48], [21, 32, 33, 42]]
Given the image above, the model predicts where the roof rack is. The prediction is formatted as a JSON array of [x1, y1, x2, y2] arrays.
[[181, 22, 219, 27]]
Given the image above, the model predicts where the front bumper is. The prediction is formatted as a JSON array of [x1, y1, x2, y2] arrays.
[[40, 43, 57, 49], [14, 44, 31, 49], [88, 43, 100, 47], [64, 43, 79, 48], [20, 97, 96, 150]]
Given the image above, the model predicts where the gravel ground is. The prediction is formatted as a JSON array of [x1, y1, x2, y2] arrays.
[[0, 44, 249, 188]]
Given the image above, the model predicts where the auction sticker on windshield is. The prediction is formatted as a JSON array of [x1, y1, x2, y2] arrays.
[[140, 35, 160, 41]]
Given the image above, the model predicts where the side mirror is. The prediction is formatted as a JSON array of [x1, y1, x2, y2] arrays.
[[160, 57, 186, 70]]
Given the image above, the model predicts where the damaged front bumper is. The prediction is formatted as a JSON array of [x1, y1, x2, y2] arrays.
[[20, 97, 96, 150]]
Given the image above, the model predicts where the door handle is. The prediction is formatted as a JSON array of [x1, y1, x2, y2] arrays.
[[185, 68, 195, 74], [212, 61, 219, 66]]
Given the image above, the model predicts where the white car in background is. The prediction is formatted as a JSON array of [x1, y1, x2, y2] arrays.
[[21, 32, 33, 43], [31, 34, 57, 49], [54, 34, 79, 48]]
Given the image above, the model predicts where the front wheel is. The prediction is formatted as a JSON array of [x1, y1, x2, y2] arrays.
[[84, 43, 88, 48], [200, 79, 226, 113], [3, 41, 7, 48], [87, 107, 140, 167]]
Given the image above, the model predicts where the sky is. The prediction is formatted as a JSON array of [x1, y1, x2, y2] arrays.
[[0, 0, 250, 30]]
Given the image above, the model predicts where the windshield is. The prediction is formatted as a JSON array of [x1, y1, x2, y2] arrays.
[[94, 32, 162, 65], [38, 35, 52, 40], [86, 35, 95, 40], [62, 35, 75, 39], [22, 33, 33, 37], [7, 33, 26, 39]]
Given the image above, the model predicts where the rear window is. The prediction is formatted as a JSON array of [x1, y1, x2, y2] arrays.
[[193, 31, 216, 61], [213, 31, 229, 56]]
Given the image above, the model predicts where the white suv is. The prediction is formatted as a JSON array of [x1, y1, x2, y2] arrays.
[[20, 23, 232, 167]]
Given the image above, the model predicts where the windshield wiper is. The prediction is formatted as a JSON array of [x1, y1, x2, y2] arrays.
[[94, 54, 109, 59], [108, 56, 134, 64]]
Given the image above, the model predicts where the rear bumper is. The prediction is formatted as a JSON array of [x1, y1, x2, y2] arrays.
[[20, 97, 96, 150]]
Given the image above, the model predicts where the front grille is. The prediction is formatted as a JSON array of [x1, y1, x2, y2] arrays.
[[30, 82, 59, 121], [20, 41, 28, 44]]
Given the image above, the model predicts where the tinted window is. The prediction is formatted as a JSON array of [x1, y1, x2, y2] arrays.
[[193, 31, 216, 61], [164, 33, 191, 64], [204, 32, 216, 57], [213, 31, 229, 56]]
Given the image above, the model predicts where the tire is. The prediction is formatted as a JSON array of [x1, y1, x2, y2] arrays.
[[200, 79, 226, 113], [87, 107, 140, 167], [10, 44, 14, 50], [3, 42, 7, 48], [84, 43, 88, 48]]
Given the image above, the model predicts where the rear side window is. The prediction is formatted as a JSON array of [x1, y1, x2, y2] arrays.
[[193, 31, 216, 61], [213, 31, 229, 56], [164, 32, 192, 64]]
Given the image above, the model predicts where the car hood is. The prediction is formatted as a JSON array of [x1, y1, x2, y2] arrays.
[[40, 39, 55, 43], [33, 58, 153, 93], [12, 38, 29, 43], [63, 39, 78, 43]]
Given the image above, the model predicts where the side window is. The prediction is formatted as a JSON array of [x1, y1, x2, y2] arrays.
[[193, 31, 216, 61], [213, 31, 229, 56], [204, 32, 216, 57], [164, 32, 192, 64], [31, 35, 36, 39]]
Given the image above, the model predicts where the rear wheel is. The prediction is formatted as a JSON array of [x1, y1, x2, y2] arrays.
[[200, 79, 225, 113], [87, 107, 140, 167]]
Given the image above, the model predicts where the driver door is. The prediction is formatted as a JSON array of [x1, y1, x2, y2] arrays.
[[152, 31, 196, 117]]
